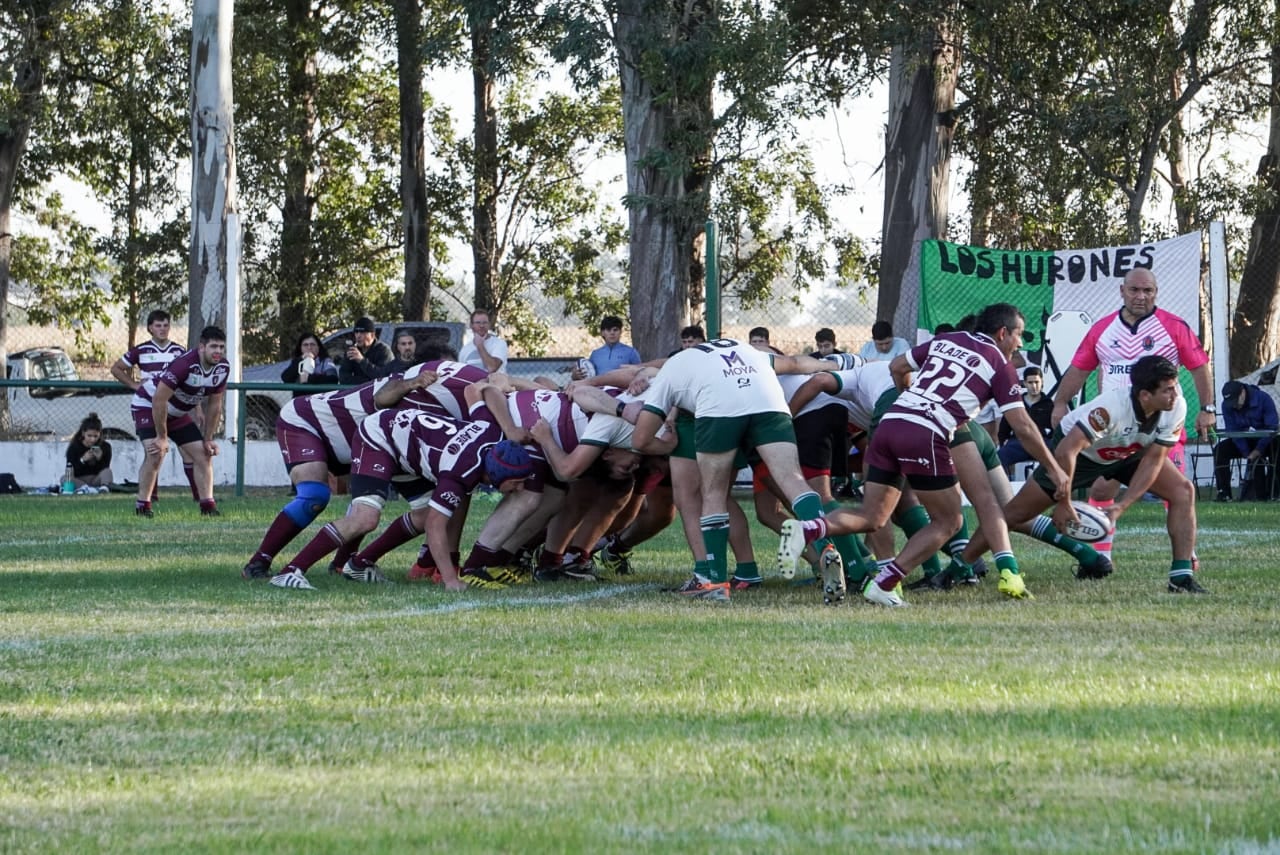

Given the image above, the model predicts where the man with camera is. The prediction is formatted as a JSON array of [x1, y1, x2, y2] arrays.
[[338, 316, 393, 384]]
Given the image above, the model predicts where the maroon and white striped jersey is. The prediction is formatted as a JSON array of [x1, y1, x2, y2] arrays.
[[119, 339, 186, 382], [389, 360, 489, 419], [277, 382, 381, 464], [132, 348, 229, 418], [883, 331, 1023, 440], [480, 388, 632, 454], [356, 408, 502, 515]]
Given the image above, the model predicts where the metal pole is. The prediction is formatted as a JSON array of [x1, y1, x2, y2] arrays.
[[1208, 221, 1230, 391], [704, 219, 719, 339]]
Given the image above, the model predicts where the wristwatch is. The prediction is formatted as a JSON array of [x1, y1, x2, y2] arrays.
[[1201, 404, 1217, 414]]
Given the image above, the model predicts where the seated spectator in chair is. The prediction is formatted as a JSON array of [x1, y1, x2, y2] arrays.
[[1214, 379, 1279, 501], [997, 366, 1054, 476]]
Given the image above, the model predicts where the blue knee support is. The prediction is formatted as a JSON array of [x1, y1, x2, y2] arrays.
[[283, 481, 330, 527]]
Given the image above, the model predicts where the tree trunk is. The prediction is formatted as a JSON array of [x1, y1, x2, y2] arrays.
[[471, 14, 499, 318], [0, 10, 50, 433], [1230, 7, 1280, 378], [274, 0, 317, 355], [614, 0, 714, 360], [188, 0, 236, 342], [881, 18, 960, 332], [395, 0, 431, 322]]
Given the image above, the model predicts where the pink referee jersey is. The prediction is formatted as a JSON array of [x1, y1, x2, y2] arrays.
[[1070, 307, 1208, 394]]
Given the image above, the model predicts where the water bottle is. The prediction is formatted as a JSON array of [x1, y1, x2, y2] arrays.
[[60, 465, 75, 495]]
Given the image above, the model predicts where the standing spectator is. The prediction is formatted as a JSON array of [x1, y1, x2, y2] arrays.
[[457, 308, 509, 373], [809, 327, 840, 358], [1051, 268, 1213, 571], [585, 315, 641, 376], [110, 309, 186, 392], [1213, 380, 1279, 501], [858, 320, 911, 363], [281, 332, 340, 397], [338, 316, 393, 384], [66, 413, 114, 492], [379, 331, 421, 376], [109, 309, 196, 503], [130, 326, 230, 518], [997, 366, 1054, 476], [748, 326, 771, 348]]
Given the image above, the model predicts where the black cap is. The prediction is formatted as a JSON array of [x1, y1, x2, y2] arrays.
[[354, 316, 376, 332], [1222, 380, 1245, 407]]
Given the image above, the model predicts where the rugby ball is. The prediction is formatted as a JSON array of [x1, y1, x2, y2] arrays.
[[1064, 500, 1111, 543]]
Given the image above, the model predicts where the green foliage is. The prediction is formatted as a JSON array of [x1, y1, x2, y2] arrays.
[[448, 77, 626, 353], [233, 0, 414, 361], [10, 192, 112, 352]]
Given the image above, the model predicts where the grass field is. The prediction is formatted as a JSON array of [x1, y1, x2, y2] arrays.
[[2, 491, 1279, 853]]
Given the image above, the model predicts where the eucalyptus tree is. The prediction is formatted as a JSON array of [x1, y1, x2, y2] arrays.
[[60, 0, 189, 348], [0, 0, 70, 380], [1231, 3, 1280, 376], [234, 0, 405, 361], [549, 1, 869, 357], [1, 0, 186, 362]]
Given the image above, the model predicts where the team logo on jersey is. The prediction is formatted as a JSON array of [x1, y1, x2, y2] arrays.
[[720, 350, 757, 378], [1142, 335, 1155, 351], [967, 355, 981, 368], [1087, 407, 1110, 432]]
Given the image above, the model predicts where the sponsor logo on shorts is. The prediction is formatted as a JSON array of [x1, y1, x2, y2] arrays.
[[1087, 407, 1110, 432], [898, 456, 931, 467]]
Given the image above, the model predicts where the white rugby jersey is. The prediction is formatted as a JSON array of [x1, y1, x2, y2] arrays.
[[826, 361, 896, 430], [641, 339, 787, 420], [1060, 386, 1186, 465]]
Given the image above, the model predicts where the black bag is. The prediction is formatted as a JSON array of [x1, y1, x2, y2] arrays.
[[0, 473, 22, 494], [1240, 461, 1273, 501]]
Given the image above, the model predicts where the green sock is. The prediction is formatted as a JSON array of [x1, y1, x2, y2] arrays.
[[944, 516, 970, 558], [700, 514, 730, 583], [694, 559, 712, 578], [899, 503, 930, 538], [734, 561, 761, 583], [995, 551, 1019, 575], [846, 535, 875, 586], [822, 500, 864, 576], [1169, 559, 1194, 579], [1029, 516, 1099, 564], [897, 504, 942, 577], [792, 491, 823, 521]]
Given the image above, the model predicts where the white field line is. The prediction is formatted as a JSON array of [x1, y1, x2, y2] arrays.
[[8, 523, 1280, 550], [0, 583, 659, 653]]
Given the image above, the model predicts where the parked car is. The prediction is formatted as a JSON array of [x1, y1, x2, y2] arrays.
[[238, 320, 466, 439], [4, 347, 139, 440]]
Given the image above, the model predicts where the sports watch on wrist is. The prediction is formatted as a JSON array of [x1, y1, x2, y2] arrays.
[[1201, 404, 1217, 414]]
